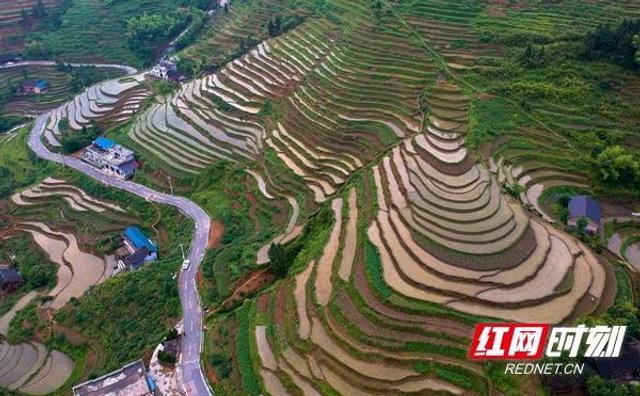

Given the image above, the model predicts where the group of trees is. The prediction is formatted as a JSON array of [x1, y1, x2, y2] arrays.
[[370, 0, 387, 25], [0, 166, 16, 200], [593, 145, 640, 190], [0, 235, 57, 291], [20, 0, 47, 27], [583, 19, 640, 68], [55, 62, 113, 93], [60, 124, 101, 154], [174, 8, 207, 52], [519, 44, 549, 68], [126, 11, 191, 64], [268, 242, 302, 278], [266, 14, 306, 38], [0, 116, 23, 134]]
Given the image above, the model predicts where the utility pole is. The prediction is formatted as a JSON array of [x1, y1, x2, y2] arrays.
[[167, 175, 174, 195], [179, 243, 186, 261]]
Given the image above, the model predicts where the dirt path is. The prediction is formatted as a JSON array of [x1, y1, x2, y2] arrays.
[[218, 269, 275, 312], [0, 291, 37, 336], [315, 198, 343, 306]]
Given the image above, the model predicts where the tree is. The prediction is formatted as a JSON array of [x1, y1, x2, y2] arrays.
[[165, 328, 178, 340], [595, 145, 640, 186], [520, 45, 546, 68], [371, 0, 383, 25], [576, 217, 589, 235], [0, 166, 15, 199], [158, 350, 177, 365], [268, 243, 289, 278], [583, 20, 640, 68], [126, 12, 188, 64], [21, 9, 29, 28], [31, 0, 46, 18]]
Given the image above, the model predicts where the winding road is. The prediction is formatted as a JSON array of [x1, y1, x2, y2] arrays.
[[28, 112, 213, 396], [0, 60, 137, 75]]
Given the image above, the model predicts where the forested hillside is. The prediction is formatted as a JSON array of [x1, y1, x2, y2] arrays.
[[0, 0, 213, 66]]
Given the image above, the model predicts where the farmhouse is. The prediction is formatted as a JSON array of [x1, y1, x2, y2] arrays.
[[149, 59, 184, 83], [567, 195, 602, 235], [82, 137, 140, 179], [0, 266, 23, 295], [73, 359, 154, 396], [18, 79, 49, 95], [116, 226, 158, 272]]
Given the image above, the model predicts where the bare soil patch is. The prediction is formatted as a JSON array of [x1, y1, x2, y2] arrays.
[[208, 220, 224, 249]]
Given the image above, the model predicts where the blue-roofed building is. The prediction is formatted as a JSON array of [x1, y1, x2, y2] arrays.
[[82, 137, 139, 179], [19, 79, 49, 95], [568, 195, 602, 235], [120, 226, 157, 269], [94, 137, 116, 151]]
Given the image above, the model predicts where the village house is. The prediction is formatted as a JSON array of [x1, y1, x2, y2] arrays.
[[18, 79, 49, 95], [0, 266, 24, 296], [82, 137, 140, 179], [73, 359, 155, 396], [149, 59, 185, 83], [567, 195, 602, 235], [115, 226, 158, 273]]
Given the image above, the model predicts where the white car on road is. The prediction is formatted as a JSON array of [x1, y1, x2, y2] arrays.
[[182, 259, 190, 271]]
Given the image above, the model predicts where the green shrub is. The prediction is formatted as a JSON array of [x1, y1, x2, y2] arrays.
[[210, 353, 232, 379], [364, 240, 392, 299], [158, 350, 177, 365], [235, 303, 260, 396], [60, 125, 100, 154]]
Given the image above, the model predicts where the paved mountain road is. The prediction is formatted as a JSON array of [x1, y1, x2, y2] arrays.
[[0, 60, 137, 75], [28, 113, 213, 396]]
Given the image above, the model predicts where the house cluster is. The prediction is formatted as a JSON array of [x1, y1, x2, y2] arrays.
[[149, 59, 185, 84], [73, 359, 156, 396], [17, 79, 49, 95], [82, 137, 140, 179], [0, 266, 23, 297], [567, 195, 602, 235], [114, 226, 158, 274]]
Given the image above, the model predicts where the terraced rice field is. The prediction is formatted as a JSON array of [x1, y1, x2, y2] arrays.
[[184, 1, 624, 394], [0, 0, 59, 27], [11, 178, 129, 309], [0, 341, 73, 395], [0, 64, 128, 120], [607, 224, 640, 272], [44, 73, 150, 145], [30, 0, 630, 394], [0, 295, 73, 395], [180, 0, 307, 68], [0, 65, 73, 117], [227, 79, 607, 393]]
